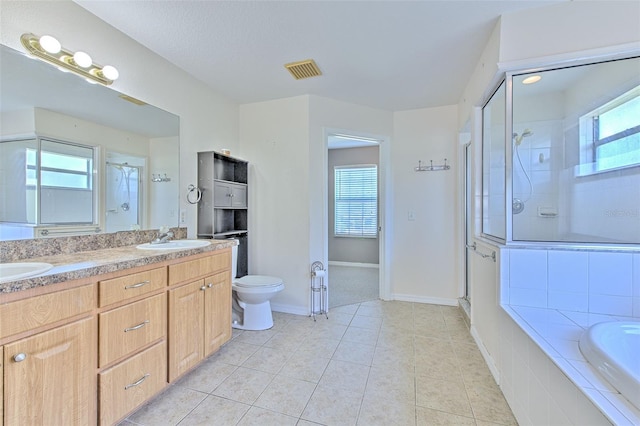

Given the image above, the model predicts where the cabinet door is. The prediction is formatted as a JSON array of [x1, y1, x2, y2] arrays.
[[214, 181, 247, 208], [230, 184, 247, 208], [213, 181, 232, 207], [4, 317, 96, 425], [168, 280, 204, 382], [203, 272, 232, 357]]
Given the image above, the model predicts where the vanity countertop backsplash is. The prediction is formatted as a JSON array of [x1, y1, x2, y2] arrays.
[[0, 228, 235, 294]]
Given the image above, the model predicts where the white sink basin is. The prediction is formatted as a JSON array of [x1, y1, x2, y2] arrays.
[[136, 240, 211, 251], [0, 262, 54, 283]]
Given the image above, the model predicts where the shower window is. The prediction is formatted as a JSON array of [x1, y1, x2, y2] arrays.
[[579, 86, 640, 173]]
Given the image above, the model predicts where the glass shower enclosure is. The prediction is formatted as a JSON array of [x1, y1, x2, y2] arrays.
[[482, 56, 640, 245]]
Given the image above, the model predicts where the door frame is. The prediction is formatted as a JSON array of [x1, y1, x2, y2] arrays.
[[323, 128, 392, 305]]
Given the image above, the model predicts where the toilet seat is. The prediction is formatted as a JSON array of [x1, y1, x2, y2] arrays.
[[233, 275, 283, 289]]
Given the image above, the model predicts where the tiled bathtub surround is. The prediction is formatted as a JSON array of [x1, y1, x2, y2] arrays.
[[500, 246, 640, 424], [0, 227, 187, 262], [505, 248, 640, 317]]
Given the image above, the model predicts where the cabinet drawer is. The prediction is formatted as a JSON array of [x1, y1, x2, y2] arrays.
[[99, 293, 166, 367], [168, 251, 230, 285], [99, 267, 167, 307], [99, 340, 167, 426], [0, 284, 94, 340]]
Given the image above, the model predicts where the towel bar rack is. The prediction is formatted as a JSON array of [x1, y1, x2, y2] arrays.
[[466, 242, 496, 262]]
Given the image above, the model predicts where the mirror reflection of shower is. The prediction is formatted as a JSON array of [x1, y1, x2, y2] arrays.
[[106, 156, 143, 232], [512, 128, 533, 214]]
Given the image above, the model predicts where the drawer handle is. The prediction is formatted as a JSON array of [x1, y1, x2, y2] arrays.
[[125, 280, 150, 290], [125, 373, 150, 390], [124, 320, 149, 332]]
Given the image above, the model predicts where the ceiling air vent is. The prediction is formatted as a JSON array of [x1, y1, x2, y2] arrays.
[[284, 59, 322, 80]]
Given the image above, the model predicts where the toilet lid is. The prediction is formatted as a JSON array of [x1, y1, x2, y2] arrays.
[[233, 275, 283, 288]]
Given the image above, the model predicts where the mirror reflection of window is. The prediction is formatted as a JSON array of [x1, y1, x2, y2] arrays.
[[0, 139, 38, 224], [38, 139, 96, 225]]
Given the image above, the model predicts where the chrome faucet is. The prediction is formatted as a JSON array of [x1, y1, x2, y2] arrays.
[[150, 230, 174, 244]]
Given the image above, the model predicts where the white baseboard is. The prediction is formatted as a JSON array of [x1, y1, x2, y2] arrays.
[[470, 325, 501, 385], [328, 261, 379, 268], [270, 302, 309, 316], [392, 293, 458, 306]]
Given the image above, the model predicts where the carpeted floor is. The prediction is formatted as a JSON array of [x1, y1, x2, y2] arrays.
[[328, 264, 379, 308]]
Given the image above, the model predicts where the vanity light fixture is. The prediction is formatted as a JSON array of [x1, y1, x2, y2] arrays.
[[522, 75, 542, 85], [20, 33, 119, 85]]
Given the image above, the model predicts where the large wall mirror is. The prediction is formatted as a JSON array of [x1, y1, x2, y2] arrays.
[[0, 44, 180, 241]]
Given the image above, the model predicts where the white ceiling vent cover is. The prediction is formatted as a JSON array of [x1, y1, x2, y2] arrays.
[[284, 59, 322, 80]]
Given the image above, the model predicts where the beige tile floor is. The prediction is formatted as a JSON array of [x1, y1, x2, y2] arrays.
[[121, 300, 517, 426]]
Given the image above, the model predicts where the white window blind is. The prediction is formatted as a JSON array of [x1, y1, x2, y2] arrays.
[[334, 165, 378, 238]]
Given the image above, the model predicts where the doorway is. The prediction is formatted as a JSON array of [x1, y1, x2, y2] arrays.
[[327, 132, 381, 308]]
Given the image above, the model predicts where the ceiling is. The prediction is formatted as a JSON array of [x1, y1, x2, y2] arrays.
[[76, 0, 562, 112]]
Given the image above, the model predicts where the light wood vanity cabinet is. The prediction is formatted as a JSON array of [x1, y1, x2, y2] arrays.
[[167, 251, 232, 382], [0, 247, 232, 426]]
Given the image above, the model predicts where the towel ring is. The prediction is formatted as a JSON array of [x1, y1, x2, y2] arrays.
[[186, 184, 202, 204]]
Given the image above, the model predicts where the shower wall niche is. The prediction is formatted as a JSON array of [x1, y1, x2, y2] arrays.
[[481, 56, 640, 245]]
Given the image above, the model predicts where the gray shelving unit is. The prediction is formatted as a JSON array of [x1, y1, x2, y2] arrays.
[[197, 151, 248, 277]]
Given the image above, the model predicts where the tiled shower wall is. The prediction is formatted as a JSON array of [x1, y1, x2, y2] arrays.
[[502, 247, 640, 318]]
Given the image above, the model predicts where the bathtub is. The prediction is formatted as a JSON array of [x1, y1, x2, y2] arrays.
[[579, 321, 640, 411]]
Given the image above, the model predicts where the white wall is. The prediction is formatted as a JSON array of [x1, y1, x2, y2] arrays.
[[0, 1, 239, 238], [392, 105, 460, 304], [238, 96, 311, 313]]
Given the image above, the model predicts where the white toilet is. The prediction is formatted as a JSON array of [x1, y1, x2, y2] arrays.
[[230, 242, 284, 330]]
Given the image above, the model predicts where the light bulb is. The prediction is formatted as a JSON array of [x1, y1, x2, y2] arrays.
[[39, 35, 61, 54], [73, 51, 92, 68], [102, 65, 119, 81], [522, 75, 542, 85]]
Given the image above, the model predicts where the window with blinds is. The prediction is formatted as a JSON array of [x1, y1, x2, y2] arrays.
[[334, 165, 378, 238]]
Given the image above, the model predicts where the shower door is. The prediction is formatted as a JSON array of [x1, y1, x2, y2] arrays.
[[464, 142, 472, 302]]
